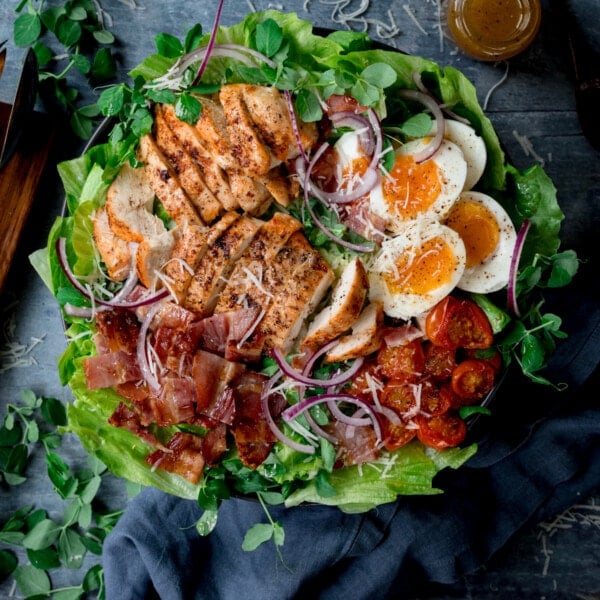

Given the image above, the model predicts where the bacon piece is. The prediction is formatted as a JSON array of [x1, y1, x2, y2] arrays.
[[150, 375, 196, 426], [340, 197, 386, 243], [194, 307, 264, 363], [201, 423, 228, 465], [146, 432, 205, 484], [95, 308, 141, 354], [230, 372, 286, 469], [191, 349, 245, 421], [83, 351, 141, 390], [108, 402, 161, 447], [329, 421, 379, 466]]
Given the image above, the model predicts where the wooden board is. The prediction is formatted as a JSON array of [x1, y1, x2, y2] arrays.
[[0, 102, 55, 291]]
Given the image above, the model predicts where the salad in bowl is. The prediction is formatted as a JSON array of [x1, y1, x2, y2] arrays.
[[31, 9, 577, 524]]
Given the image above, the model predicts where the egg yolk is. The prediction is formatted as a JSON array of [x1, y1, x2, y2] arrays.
[[384, 236, 457, 295], [341, 156, 370, 188], [445, 199, 499, 268], [382, 154, 442, 220]]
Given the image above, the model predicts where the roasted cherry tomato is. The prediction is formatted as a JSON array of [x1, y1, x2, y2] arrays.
[[423, 341, 457, 380], [377, 339, 425, 382], [415, 411, 467, 449], [345, 360, 382, 402], [380, 381, 419, 417], [466, 347, 503, 374], [381, 418, 417, 451], [425, 296, 494, 350], [420, 380, 453, 416], [451, 358, 496, 404]]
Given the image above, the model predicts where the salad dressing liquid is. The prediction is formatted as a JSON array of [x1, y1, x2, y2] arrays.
[[447, 0, 542, 61]]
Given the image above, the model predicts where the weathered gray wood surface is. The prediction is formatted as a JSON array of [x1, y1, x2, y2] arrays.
[[0, 1, 598, 597]]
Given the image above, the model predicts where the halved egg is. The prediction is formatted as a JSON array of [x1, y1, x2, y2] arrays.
[[444, 191, 517, 293], [429, 119, 487, 191], [368, 221, 466, 320], [369, 138, 468, 233]]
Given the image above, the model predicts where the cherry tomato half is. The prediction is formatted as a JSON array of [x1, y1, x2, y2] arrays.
[[425, 296, 494, 350], [345, 360, 382, 402], [420, 380, 454, 416], [381, 419, 417, 451], [415, 411, 467, 449], [423, 341, 457, 380], [380, 381, 419, 417], [451, 358, 496, 404], [466, 347, 503, 375], [377, 339, 425, 382]]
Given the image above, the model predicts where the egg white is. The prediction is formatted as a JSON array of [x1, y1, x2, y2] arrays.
[[369, 138, 467, 233], [429, 119, 487, 191], [445, 191, 517, 294], [368, 221, 466, 320]]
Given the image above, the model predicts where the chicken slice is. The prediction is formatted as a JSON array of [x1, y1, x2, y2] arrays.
[[93, 207, 133, 281], [249, 231, 335, 354], [227, 169, 272, 215], [300, 257, 369, 353], [162, 212, 239, 302], [219, 84, 275, 177], [184, 215, 262, 316], [137, 134, 204, 228], [324, 301, 384, 363], [257, 167, 299, 208], [193, 96, 236, 170], [154, 105, 222, 224], [135, 229, 179, 289], [105, 162, 166, 243], [159, 103, 239, 211], [241, 84, 318, 162], [215, 212, 304, 315]]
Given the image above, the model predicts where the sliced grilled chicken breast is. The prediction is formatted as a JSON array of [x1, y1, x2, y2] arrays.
[[254, 231, 335, 353], [93, 207, 133, 281], [324, 301, 384, 363], [301, 257, 369, 352], [184, 215, 262, 316], [162, 212, 239, 302], [137, 134, 204, 228], [105, 162, 166, 243], [154, 106, 222, 224], [135, 229, 179, 289], [215, 212, 304, 314], [219, 84, 275, 177]]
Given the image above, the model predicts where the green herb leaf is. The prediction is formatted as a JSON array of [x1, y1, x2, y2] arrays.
[[184, 24, 203, 53], [195, 509, 218, 536], [255, 19, 284, 58], [175, 92, 202, 124], [0, 549, 18, 578], [13, 13, 42, 47], [22, 518, 61, 551], [155, 32, 183, 58], [242, 522, 274, 551], [13, 564, 51, 596]]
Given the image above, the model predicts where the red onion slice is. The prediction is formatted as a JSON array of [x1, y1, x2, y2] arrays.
[[507, 219, 531, 317], [192, 0, 225, 84], [272, 347, 364, 388], [261, 375, 316, 455], [397, 89, 445, 163], [56, 238, 169, 309], [284, 90, 310, 163]]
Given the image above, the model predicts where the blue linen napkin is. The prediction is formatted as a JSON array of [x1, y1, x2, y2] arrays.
[[102, 291, 600, 599]]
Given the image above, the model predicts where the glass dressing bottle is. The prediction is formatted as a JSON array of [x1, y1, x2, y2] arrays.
[[447, 0, 542, 61]]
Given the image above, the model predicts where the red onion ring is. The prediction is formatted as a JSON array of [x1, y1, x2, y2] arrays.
[[272, 347, 364, 388], [284, 90, 310, 163], [283, 392, 382, 442], [261, 374, 316, 454], [56, 238, 169, 309], [192, 0, 225, 84], [507, 219, 531, 317], [330, 111, 375, 156], [397, 89, 446, 163]]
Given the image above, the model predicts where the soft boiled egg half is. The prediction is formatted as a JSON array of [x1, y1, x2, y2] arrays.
[[368, 220, 466, 320], [444, 191, 517, 294], [428, 119, 488, 191], [368, 137, 468, 233]]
